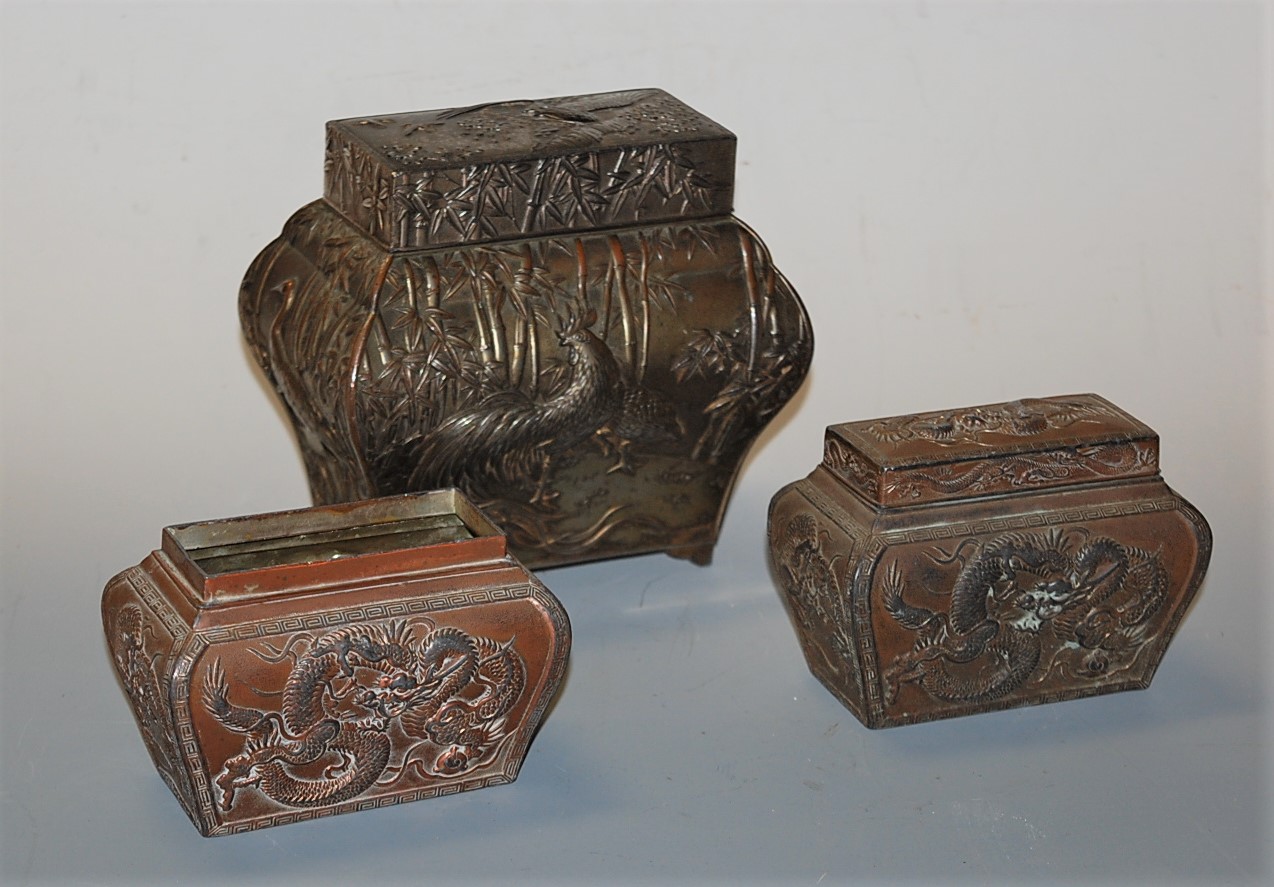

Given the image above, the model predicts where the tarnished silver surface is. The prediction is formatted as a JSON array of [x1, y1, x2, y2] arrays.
[[243, 91, 811, 568], [325, 89, 735, 249]]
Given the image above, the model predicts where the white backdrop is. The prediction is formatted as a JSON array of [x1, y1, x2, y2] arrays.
[[2, 2, 1270, 884]]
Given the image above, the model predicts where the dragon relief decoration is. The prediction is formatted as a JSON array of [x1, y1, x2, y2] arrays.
[[881, 442, 1158, 503], [202, 618, 525, 811], [108, 601, 195, 812], [881, 529, 1168, 706], [865, 398, 1118, 446], [771, 513, 858, 683]]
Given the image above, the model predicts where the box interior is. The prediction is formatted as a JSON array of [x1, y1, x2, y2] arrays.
[[185, 513, 475, 575], [164, 490, 501, 580]]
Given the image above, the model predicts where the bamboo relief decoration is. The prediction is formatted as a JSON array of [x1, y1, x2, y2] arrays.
[[242, 90, 811, 568]]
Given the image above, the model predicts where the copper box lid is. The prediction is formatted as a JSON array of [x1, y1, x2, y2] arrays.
[[823, 394, 1160, 507], [324, 88, 736, 250]]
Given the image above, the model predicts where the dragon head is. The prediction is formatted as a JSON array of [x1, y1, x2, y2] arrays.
[[992, 552, 1081, 632], [432, 745, 474, 777], [1012, 578, 1080, 630], [214, 754, 261, 811], [360, 669, 429, 720]]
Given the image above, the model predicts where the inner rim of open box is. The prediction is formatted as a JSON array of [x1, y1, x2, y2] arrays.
[[186, 513, 475, 575]]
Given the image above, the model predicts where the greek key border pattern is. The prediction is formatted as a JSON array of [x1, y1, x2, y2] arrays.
[[198, 585, 535, 644], [794, 481, 865, 546], [179, 584, 544, 832], [122, 567, 186, 637], [113, 570, 203, 817], [861, 495, 1180, 724], [856, 550, 886, 723], [170, 634, 215, 825], [504, 582, 570, 778], [210, 579, 565, 833], [879, 497, 1179, 546], [217, 773, 515, 835]]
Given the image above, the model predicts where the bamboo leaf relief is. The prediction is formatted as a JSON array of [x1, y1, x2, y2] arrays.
[[543, 200, 568, 226], [285, 208, 800, 495], [268, 96, 812, 559], [362, 133, 721, 246]]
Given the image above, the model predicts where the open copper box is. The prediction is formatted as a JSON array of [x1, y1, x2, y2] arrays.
[[102, 489, 569, 836]]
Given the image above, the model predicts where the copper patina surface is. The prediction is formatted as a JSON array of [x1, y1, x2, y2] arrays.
[[103, 490, 570, 835]]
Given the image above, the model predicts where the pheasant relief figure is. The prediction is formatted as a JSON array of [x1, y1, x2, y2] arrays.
[[595, 383, 684, 474], [406, 310, 624, 506]]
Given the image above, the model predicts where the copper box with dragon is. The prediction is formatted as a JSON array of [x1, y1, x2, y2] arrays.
[[101, 489, 570, 836], [767, 394, 1211, 729], [240, 89, 811, 569]]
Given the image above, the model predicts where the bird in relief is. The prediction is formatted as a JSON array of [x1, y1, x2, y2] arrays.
[[595, 383, 684, 474], [406, 310, 626, 506]]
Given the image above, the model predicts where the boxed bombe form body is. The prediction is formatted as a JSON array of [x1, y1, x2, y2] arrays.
[[102, 490, 570, 835], [240, 89, 811, 569], [768, 395, 1211, 729]]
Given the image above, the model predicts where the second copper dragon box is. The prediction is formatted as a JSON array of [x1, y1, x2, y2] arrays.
[[102, 490, 570, 836], [241, 89, 811, 569], [767, 394, 1211, 729]]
